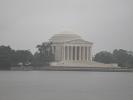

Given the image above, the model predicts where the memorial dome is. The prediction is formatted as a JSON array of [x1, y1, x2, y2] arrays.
[[50, 31, 82, 43]]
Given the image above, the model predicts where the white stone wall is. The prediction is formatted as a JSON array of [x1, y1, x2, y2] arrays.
[[50, 35, 93, 64], [52, 43, 63, 62], [52, 42, 93, 63]]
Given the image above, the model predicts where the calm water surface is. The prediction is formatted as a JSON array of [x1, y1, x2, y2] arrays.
[[0, 71, 133, 100]]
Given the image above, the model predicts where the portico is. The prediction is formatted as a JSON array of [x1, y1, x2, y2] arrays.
[[49, 32, 93, 64], [48, 32, 118, 68], [63, 45, 92, 62]]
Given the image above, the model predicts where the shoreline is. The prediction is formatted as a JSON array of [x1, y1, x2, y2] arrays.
[[10, 66, 133, 72]]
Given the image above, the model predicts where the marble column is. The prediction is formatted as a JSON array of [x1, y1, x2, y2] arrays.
[[65, 46, 68, 61], [83, 46, 85, 61], [52, 46, 53, 54], [88, 46, 90, 61], [79, 46, 81, 61], [61, 46, 63, 61], [69, 46, 71, 61], [81, 46, 83, 61], [64, 45, 65, 61], [67, 46, 69, 61], [82, 46, 84, 61], [90, 47, 92, 61], [75, 46, 77, 61], [87, 46, 89, 61], [52, 46, 54, 54], [71, 46, 73, 61], [68, 46, 71, 61], [85, 47, 87, 61], [73, 46, 75, 61]]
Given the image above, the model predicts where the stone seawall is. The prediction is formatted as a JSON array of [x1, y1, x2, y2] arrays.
[[11, 66, 133, 72]]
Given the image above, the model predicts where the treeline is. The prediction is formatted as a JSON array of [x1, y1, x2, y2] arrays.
[[0, 44, 133, 70], [94, 49, 133, 68], [0, 43, 54, 70], [0, 46, 33, 70]]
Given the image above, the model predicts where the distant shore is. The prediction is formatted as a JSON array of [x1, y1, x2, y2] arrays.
[[10, 66, 133, 72]]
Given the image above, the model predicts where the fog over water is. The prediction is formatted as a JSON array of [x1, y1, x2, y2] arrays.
[[0, 71, 133, 100], [0, 0, 133, 54]]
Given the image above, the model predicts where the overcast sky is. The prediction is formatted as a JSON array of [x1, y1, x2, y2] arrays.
[[0, 0, 133, 54]]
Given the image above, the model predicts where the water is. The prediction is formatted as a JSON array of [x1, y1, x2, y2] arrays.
[[0, 71, 133, 100]]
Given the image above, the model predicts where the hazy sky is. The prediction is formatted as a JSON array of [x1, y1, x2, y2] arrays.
[[0, 0, 133, 54]]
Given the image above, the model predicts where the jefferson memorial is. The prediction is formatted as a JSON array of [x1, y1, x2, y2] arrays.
[[49, 32, 117, 67]]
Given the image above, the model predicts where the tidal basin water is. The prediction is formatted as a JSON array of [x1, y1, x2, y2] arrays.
[[0, 71, 133, 100]]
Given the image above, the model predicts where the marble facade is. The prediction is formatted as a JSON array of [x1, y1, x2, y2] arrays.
[[49, 32, 118, 67], [49, 32, 93, 65]]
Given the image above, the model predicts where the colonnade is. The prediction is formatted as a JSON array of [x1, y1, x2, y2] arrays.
[[63, 45, 92, 61]]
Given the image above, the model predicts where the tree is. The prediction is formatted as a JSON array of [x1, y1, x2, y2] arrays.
[[0, 45, 34, 70], [94, 49, 133, 68], [113, 49, 133, 67], [0, 46, 14, 70], [33, 42, 54, 66], [94, 51, 114, 64], [13, 50, 33, 66]]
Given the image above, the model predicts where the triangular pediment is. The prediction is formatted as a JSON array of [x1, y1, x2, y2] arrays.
[[65, 39, 93, 44]]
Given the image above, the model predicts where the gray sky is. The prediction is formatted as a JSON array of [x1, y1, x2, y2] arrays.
[[0, 0, 133, 54]]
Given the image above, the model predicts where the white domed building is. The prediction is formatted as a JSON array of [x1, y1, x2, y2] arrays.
[[49, 32, 117, 67]]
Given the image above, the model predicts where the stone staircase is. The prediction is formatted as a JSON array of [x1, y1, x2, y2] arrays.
[[50, 61, 118, 68]]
